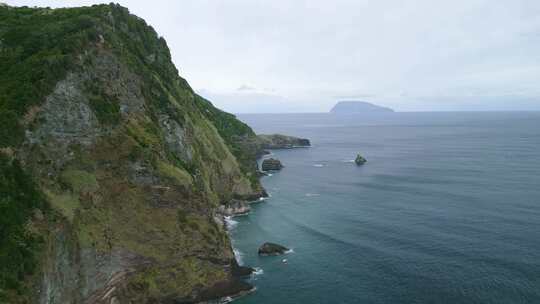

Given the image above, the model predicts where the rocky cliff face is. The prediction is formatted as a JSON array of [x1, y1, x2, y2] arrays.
[[0, 4, 263, 303]]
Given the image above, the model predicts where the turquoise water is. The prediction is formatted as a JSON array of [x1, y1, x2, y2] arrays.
[[231, 112, 540, 304]]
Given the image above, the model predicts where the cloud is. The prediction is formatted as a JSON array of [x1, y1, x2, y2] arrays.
[[6, 0, 540, 111], [237, 84, 256, 92]]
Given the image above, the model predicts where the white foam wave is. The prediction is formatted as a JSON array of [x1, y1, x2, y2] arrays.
[[252, 267, 264, 275], [305, 193, 320, 197], [224, 216, 238, 229], [313, 164, 325, 167], [233, 248, 243, 265], [285, 248, 295, 254]]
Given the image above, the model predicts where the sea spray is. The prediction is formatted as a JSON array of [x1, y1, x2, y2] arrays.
[[224, 216, 239, 230]]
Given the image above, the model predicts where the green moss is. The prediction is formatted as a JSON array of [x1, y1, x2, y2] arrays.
[[156, 160, 193, 187], [60, 169, 99, 193], [176, 209, 188, 224], [126, 117, 161, 149], [0, 109, 24, 147], [127, 258, 228, 299], [44, 189, 79, 222], [88, 94, 120, 125]]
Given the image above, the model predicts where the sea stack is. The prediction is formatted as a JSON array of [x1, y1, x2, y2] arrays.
[[355, 154, 367, 165], [258, 242, 289, 256], [261, 158, 283, 171]]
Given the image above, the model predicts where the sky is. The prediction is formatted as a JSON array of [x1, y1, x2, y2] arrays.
[[6, 0, 540, 112]]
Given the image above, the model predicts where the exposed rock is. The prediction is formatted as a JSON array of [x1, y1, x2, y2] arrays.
[[194, 279, 254, 303], [231, 258, 255, 277], [258, 242, 289, 256], [355, 154, 367, 165], [218, 199, 251, 216], [158, 114, 193, 162], [256, 171, 269, 177], [261, 158, 283, 171], [257, 134, 310, 149], [25, 73, 101, 147]]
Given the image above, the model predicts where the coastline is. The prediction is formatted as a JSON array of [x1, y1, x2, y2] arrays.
[[218, 137, 310, 302]]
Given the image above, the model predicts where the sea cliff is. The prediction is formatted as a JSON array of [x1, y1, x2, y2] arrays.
[[0, 4, 265, 303]]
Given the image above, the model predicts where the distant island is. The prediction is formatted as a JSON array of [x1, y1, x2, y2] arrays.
[[330, 101, 394, 113]]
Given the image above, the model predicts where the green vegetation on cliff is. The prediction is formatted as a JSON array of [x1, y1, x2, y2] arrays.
[[195, 94, 262, 187], [0, 5, 100, 146], [0, 4, 181, 145], [0, 3, 264, 303], [0, 155, 47, 299]]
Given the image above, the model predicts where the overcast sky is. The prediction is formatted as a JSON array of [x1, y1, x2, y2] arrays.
[[6, 0, 540, 112]]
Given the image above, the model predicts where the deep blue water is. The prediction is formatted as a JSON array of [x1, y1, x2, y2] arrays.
[[231, 112, 540, 304]]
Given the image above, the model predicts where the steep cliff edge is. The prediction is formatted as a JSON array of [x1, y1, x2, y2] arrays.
[[0, 4, 263, 303]]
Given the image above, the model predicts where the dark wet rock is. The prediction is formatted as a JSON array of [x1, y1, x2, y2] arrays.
[[234, 188, 269, 202], [196, 279, 254, 303], [355, 154, 367, 165], [257, 134, 311, 149], [231, 259, 255, 277], [258, 242, 289, 256], [256, 171, 269, 177], [261, 158, 283, 171]]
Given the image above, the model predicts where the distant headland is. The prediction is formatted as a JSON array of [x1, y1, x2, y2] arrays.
[[330, 101, 394, 113]]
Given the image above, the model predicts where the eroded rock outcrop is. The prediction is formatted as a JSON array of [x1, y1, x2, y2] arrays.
[[261, 158, 283, 171], [257, 134, 311, 149], [218, 199, 251, 216]]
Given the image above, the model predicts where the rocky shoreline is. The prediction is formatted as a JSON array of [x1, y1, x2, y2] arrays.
[[214, 134, 310, 302]]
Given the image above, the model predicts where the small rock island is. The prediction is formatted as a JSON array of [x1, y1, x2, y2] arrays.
[[258, 242, 289, 256], [330, 101, 394, 113], [355, 154, 367, 165]]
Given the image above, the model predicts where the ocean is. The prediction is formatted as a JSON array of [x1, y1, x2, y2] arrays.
[[229, 112, 540, 304]]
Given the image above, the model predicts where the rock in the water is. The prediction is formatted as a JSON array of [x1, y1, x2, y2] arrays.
[[257, 134, 311, 149], [258, 242, 289, 256], [355, 154, 367, 165], [261, 158, 283, 171], [218, 199, 251, 216]]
